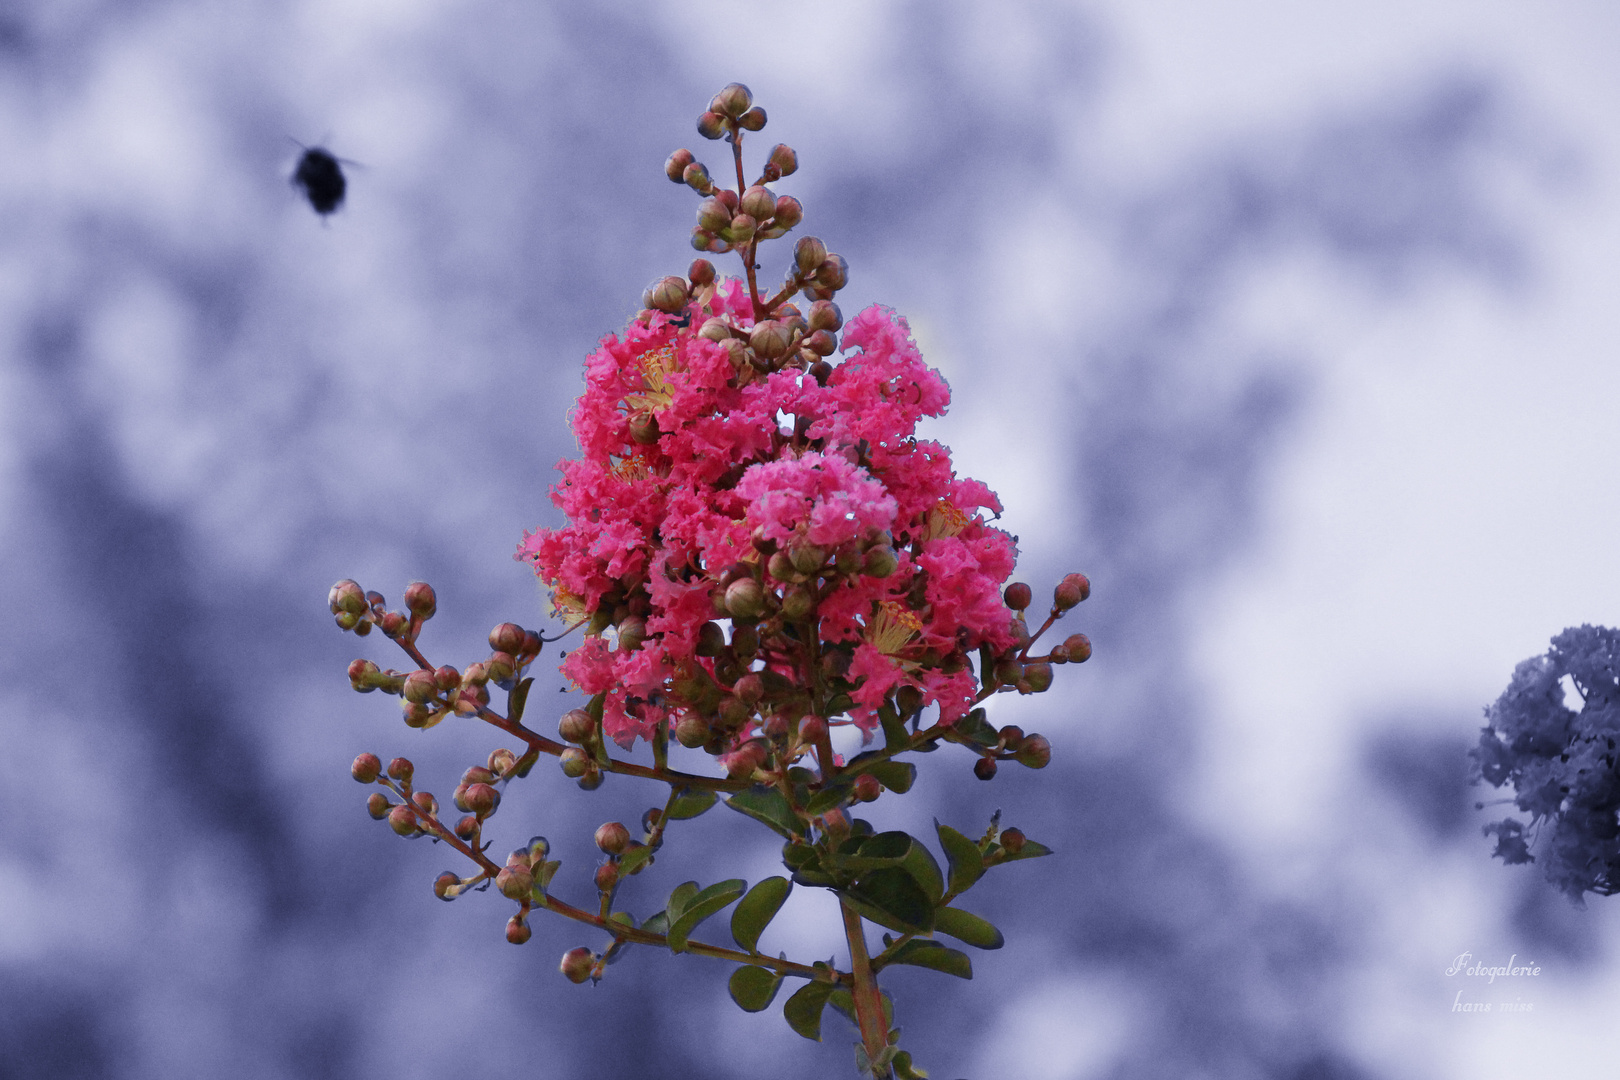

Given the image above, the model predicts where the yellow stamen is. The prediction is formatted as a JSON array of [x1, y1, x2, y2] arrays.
[[868, 600, 924, 656], [920, 499, 971, 542], [625, 343, 680, 413]]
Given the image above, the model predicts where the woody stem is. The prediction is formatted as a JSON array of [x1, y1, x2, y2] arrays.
[[839, 900, 893, 1078]]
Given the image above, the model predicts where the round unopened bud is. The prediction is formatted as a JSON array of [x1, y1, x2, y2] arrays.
[[463, 783, 499, 817], [645, 275, 690, 314], [506, 914, 532, 945], [561, 947, 595, 983], [387, 804, 420, 836], [488, 748, 517, 775], [696, 195, 732, 233], [330, 579, 367, 616], [699, 317, 731, 342], [697, 110, 727, 139], [731, 622, 759, 658], [695, 621, 726, 657], [380, 610, 408, 637], [665, 148, 695, 182], [577, 771, 605, 791], [780, 584, 815, 621], [559, 708, 595, 744], [411, 791, 438, 817], [807, 299, 842, 333], [863, 546, 899, 578], [366, 792, 391, 819], [402, 669, 438, 704], [999, 827, 1027, 854], [348, 658, 380, 692], [628, 412, 660, 445], [434, 666, 461, 692], [998, 725, 1026, 749], [802, 330, 836, 357], [485, 623, 523, 656], [798, 714, 829, 743], [770, 195, 802, 230], [335, 610, 361, 631], [766, 551, 799, 583], [722, 740, 768, 780], [595, 821, 631, 855], [559, 747, 591, 777], [973, 757, 998, 781], [674, 713, 711, 748], [789, 543, 826, 575], [404, 581, 436, 619], [1062, 633, 1092, 663], [487, 651, 516, 683], [1004, 582, 1033, 611], [497, 865, 534, 900], [434, 871, 460, 900], [994, 658, 1024, 686], [617, 616, 647, 652], [815, 254, 849, 290], [1015, 734, 1052, 769], [737, 106, 766, 131], [594, 862, 620, 892], [725, 577, 767, 621], [726, 213, 757, 243], [895, 684, 924, 717], [1023, 662, 1054, 693], [461, 766, 496, 787], [713, 82, 752, 117], [454, 815, 478, 840], [351, 753, 382, 784], [688, 258, 716, 286], [740, 185, 776, 221], [402, 701, 433, 727], [794, 236, 827, 275], [1054, 573, 1091, 611], [387, 757, 413, 783], [768, 143, 798, 176], [732, 672, 765, 705], [682, 161, 713, 194], [853, 773, 882, 803]]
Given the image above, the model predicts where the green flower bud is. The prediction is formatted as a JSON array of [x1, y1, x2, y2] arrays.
[[329, 579, 367, 616], [999, 827, 1026, 854], [463, 783, 499, 817], [488, 748, 517, 775], [497, 865, 534, 900], [699, 317, 731, 342], [768, 143, 798, 177], [1023, 663, 1054, 693], [725, 213, 757, 244], [402, 669, 438, 704], [725, 577, 767, 621], [366, 792, 391, 820], [1015, 734, 1052, 769], [789, 543, 826, 575], [794, 236, 827, 275], [664, 148, 695, 183], [507, 914, 532, 945], [697, 110, 727, 139], [814, 254, 849, 290], [1054, 573, 1090, 610], [560, 947, 595, 983], [559, 747, 591, 777], [973, 757, 998, 781], [461, 766, 496, 787], [737, 106, 766, 131], [695, 621, 726, 657], [404, 581, 436, 619], [1062, 633, 1092, 663], [454, 815, 478, 841], [781, 584, 815, 621], [688, 258, 716, 286], [730, 622, 759, 658], [853, 773, 881, 803], [351, 753, 382, 784], [577, 770, 605, 791], [713, 82, 752, 118], [862, 546, 899, 578], [682, 161, 714, 194], [798, 714, 828, 743], [1004, 582, 1032, 611], [807, 299, 842, 333], [559, 708, 595, 744], [691, 228, 716, 252], [674, 713, 711, 748], [411, 791, 438, 818], [387, 757, 413, 783], [595, 821, 631, 855], [696, 195, 732, 233], [387, 804, 420, 836], [434, 666, 461, 692], [644, 275, 690, 314], [770, 195, 801, 230], [766, 550, 799, 583], [348, 658, 380, 693], [740, 185, 777, 221], [594, 862, 620, 892], [434, 871, 461, 901], [804, 329, 838, 357]]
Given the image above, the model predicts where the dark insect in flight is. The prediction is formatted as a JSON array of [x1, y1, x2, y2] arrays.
[[292, 146, 347, 216]]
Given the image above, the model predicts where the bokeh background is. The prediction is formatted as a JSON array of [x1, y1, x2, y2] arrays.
[[4, 1, 1619, 1077]]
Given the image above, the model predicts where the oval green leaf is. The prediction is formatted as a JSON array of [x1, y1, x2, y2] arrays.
[[666, 786, 718, 820], [728, 965, 784, 1012], [731, 876, 792, 953], [667, 878, 747, 952], [932, 905, 1004, 949], [783, 979, 836, 1041], [868, 760, 916, 794], [725, 785, 804, 839], [999, 837, 1054, 862], [934, 821, 985, 894], [884, 940, 972, 979], [666, 881, 699, 924], [508, 676, 534, 725], [842, 868, 933, 934]]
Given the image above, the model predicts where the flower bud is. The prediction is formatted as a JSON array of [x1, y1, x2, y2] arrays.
[[696, 195, 732, 233], [480, 624, 521, 657], [577, 770, 605, 791], [488, 748, 517, 776], [404, 581, 436, 619], [366, 792, 391, 819], [1023, 662, 1054, 693], [713, 82, 752, 118], [806, 299, 843, 333], [688, 258, 716, 286], [733, 672, 765, 704], [724, 577, 767, 621], [973, 757, 998, 781], [998, 725, 1025, 749], [595, 821, 631, 855], [434, 871, 460, 901], [794, 236, 827, 275], [789, 543, 826, 576], [691, 228, 715, 252], [402, 701, 433, 727], [1054, 573, 1090, 610], [699, 317, 731, 342], [411, 791, 438, 817], [737, 106, 766, 131], [559, 708, 595, 744], [740, 185, 776, 221], [402, 669, 438, 704], [798, 714, 828, 743], [1004, 582, 1032, 611], [487, 651, 516, 683], [1015, 734, 1052, 769], [330, 579, 367, 616], [387, 757, 413, 783], [768, 143, 798, 177], [800, 329, 835, 357], [387, 804, 420, 836], [561, 947, 595, 983], [999, 827, 1026, 854], [994, 658, 1024, 686], [617, 616, 647, 652], [507, 914, 532, 945], [697, 110, 727, 139], [674, 713, 711, 748], [862, 546, 899, 578], [726, 213, 757, 244], [722, 739, 768, 780], [781, 584, 815, 621], [351, 753, 382, 784], [460, 766, 496, 788], [559, 747, 591, 777], [497, 865, 534, 900], [695, 621, 727, 657], [814, 254, 849, 290], [1062, 633, 1092, 663], [454, 814, 478, 840], [853, 774, 882, 803], [771, 195, 802, 231], [664, 148, 695, 182], [766, 550, 799, 583], [730, 622, 759, 658], [463, 783, 500, 817], [628, 412, 660, 445], [348, 658, 380, 692], [380, 610, 408, 637], [594, 862, 620, 892], [434, 666, 461, 692], [682, 161, 713, 194], [334, 610, 361, 631], [644, 275, 690, 314]]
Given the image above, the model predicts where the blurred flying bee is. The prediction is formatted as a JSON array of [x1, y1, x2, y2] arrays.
[[291, 144, 348, 216]]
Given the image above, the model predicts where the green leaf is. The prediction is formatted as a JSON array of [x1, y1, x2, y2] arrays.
[[665, 786, 718, 820], [884, 940, 972, 979], [932, 906, 1004, 949], [536, 859, 562, 890], [508, 677, 534, 725], [935, 821, 985, 894], [666, 881, 699, 924], [640, 909, 669, 937], [899, 839, 943, 904], [999, 838, 1054, 863], [725, 785, 804, 839], [805, 782, 855, 817], [617, 843, 654, 877], [955, 707, 998, 749], [731, 876, 793, 953], [842, 868, 933, 934], [879, 705, 910, 752], [728, 965, 784, 1012], [868, 760, 916, 794], [892, 1050, 926, 1080], [832, 832, 942, 904], [667, 878, 746, 952], [783, 979, 836, 1041]]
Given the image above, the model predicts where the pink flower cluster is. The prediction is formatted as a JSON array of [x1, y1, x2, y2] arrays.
[[517, 281, 1019, 748]]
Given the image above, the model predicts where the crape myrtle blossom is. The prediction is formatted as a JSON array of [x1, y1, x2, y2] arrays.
[[517, 282, 1021, 748]]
